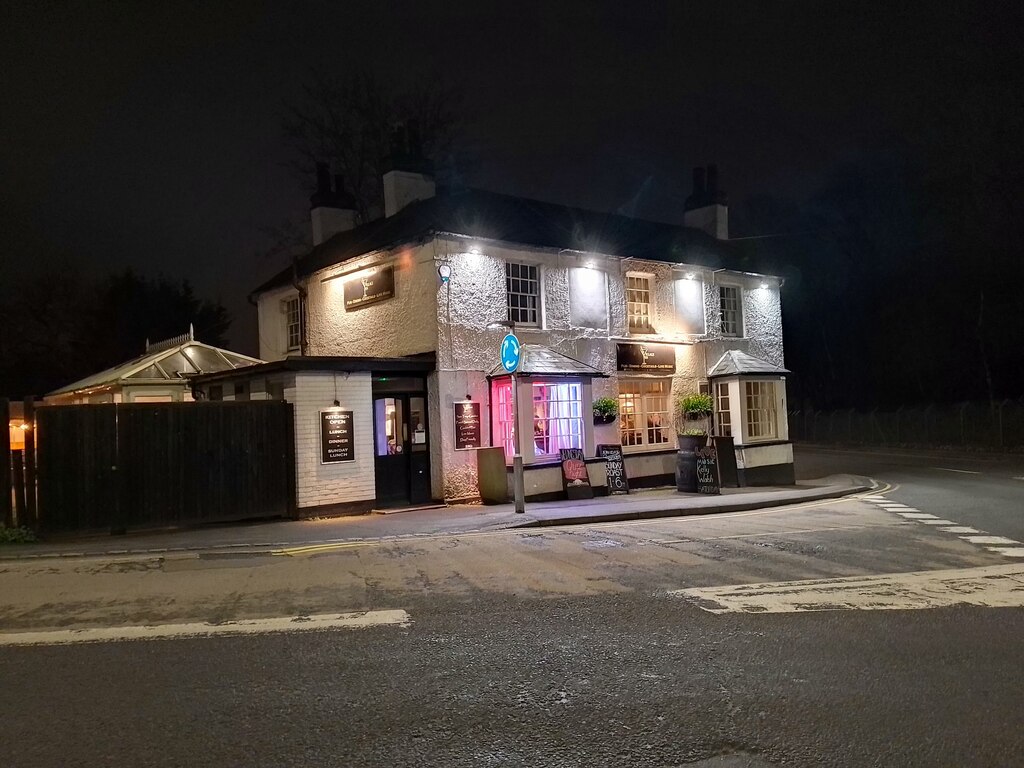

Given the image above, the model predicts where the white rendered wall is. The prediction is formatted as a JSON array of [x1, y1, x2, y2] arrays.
[[432, 237, 785, 500], [256, 285, 301, 362], [291, 372, 375, 509], [258, 233, 786, 502], [304, 244, 438, 358]]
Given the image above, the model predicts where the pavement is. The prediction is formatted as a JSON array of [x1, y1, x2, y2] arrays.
[[0, 472, 871, 560]]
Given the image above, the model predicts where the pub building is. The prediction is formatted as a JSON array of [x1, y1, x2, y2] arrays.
[[193, 147, 792, 515]]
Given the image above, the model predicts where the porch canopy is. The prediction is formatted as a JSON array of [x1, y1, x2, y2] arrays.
[[707, 350, 789, 378], [487, 344, 607, 378]]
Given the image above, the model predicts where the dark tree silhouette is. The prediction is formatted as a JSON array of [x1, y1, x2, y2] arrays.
[[280, 66, 467, 223], [0, 268, 231, 399]]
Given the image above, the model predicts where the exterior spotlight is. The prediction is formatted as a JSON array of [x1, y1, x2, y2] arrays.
[[686, 273, 696, 280], [760, 281, 769, 289], [469, 245, 481, 255], [438, 264, 452, 284]]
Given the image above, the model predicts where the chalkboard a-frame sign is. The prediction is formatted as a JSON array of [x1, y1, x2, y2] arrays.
[[695, 445, 721, 495], [320, 409, 355, 463], [596, 444, 629, 495], [559, 448, 594, 500]]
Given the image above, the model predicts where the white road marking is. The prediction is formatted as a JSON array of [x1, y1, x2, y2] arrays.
[[939, 526, 982, 534], [898, 513, 938, 519], [861, 495, 888, 501], [0, 610, 412, 647], [876, 505, 916, 510], [1013, 477, 1024, 482], [933, 467, 981, 474], [671, 564, 1024, 614], [989, 547, 1024, 558], [919, 519, 956, 525], [961, 535, 1019, 546]]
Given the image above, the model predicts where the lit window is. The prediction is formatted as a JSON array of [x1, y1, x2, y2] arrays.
[[715, 381, 732, 437], [618, 379, 671, 450], [506, 262, 540, 326], [532, 381, 583, 457], [744, 380, 778, 440], [285, 296, 303, 351], [627, 275, 653, 332], [719, 285, 742, 337], [491, 378, 516, 459]]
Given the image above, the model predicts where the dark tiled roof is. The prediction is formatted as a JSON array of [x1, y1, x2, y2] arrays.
[[191, 353, 437, 385], [486, 345, 608, 378], [708, 350, 789, 378], [253, 187, 749, 295]]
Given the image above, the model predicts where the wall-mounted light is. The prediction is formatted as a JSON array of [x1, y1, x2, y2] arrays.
[[760, 281, 769, 289], [438, 264, 452, 284], [469, 245, 481, 255], [686, 273, 696, 280]]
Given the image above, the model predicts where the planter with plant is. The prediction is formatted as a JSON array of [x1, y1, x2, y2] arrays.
[[676, 392, 713, 436], [592, 396, 619, 425], [675, 392, 713, 492]]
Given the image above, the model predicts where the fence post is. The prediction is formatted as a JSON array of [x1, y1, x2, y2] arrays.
[[22, 397, 37, 530], [1, 398, 11, 528]]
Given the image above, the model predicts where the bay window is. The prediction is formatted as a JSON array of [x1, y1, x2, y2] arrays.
[[491, 378, 516, 459], [490, 377, 585, 461], [715, 381, 732, 437], [532, 381, 583, 458], [618, 379, 671, 450], [744, 380, 778, 440]]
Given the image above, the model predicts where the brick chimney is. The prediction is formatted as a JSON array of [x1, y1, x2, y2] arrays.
[[683, 164, 729, 240], [310, 163, 358, 245], [382, 121, 436, 218]]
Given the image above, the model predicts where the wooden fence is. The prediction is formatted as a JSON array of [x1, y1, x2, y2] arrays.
[[32, 401, 296, 534]]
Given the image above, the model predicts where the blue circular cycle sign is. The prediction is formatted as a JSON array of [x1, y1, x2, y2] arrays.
[[500, 333, 521, 373]]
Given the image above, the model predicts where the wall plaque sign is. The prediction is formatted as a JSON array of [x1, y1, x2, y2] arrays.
[[320, 409, 355, 463], [344, 265, 395, 311], [559, 447, 594, 500], [695, 445, 720, 495], [616, 343, 676, 373], [453, 401, 482, 451], [597, 444, 629, 495]]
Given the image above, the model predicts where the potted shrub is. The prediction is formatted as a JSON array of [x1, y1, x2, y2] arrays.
[[675, 392, 713, 492], [592, 396, 619, 425]]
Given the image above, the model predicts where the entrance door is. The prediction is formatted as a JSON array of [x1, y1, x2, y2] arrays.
[[373, 394, 431, 507]]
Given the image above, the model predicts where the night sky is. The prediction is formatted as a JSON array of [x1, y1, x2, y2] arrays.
[[3, 2, 1020, 357]]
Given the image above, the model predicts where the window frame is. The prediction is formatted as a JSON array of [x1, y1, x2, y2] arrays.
[[719, 284, 743, 338], [284, 295, 303, 351], [714, 380, 732, 438], [617, 377, 672, 452], [505, 261, 542, 327], [626, 273, 654, 333], [530, 379, 585, 459], [743, 379, 779, 442], [490, 377, 516, 460]]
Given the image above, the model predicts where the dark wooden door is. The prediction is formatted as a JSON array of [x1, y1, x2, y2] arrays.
[[373, 394, 431, 507]]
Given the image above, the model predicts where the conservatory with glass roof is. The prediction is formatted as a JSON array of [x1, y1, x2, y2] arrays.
[[45, 326, 262, 405]]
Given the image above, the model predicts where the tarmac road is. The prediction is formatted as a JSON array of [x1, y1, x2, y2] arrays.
[[1, 446, 1023, 766]]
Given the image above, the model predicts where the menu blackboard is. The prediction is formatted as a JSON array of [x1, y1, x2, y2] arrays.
[[597, 444, 629, 495], [695, 445, 720, 495], [559, 448, 594, 500], [453, 401, 482, 450], [320, 409, 355, 463]]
